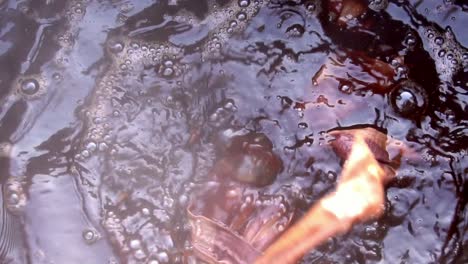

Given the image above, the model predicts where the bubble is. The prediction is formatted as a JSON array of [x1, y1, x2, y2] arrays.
[[404, 35, 416, 46], [86, 141, 97, 152], [4, 179, 27, 214], [277, 224, 285, 232], [20, 79, 40, 95], [157, 251, 169, 263], [298, 122, 308, 129], [162, 67, 174, 77], [368, 0, 388, 11], [134, 249, 146, 260], [178, 194, 188, 206], [120, 63, 128, 70], [131, 42, 140, 49], [82, 229, 99, 244], [306, 3, 316, 12], [164, 60, 174, 68], [223, 100, 237, 111], [390, 81, 428, 118], [238, 0, 250, 7], [236, 12, 247, 21], [129, 239, 141, 249], [327, 171, 337, 181], [438, 49, 446, 57], [339, 84, 352, 94], [434, 37, 445, 46], [52, 73, 62, 81], [81, 149, 90, 158], [148, 260, 160, 264], [98, 142, 109, 151], [142, 207, 150, 215]]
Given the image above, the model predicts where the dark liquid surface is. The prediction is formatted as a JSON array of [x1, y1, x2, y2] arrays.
[[0, 0, 466, 263]]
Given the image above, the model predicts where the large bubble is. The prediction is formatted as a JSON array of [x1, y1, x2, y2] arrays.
[[390, 80, 428, 118]]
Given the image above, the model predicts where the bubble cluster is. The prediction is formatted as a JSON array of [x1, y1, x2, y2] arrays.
[[158, 59, 181, 78], [286, 24, 305, 38], [422, 26, 467, 83], [208, 100, 238, 127], [76, 1, 272, 263]]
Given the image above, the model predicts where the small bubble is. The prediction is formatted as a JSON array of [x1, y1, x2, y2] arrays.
[[162, 67, 174, 77], [131, 42, 140, 49], [20, 79, 40, 95], [82, 229, 99, 244], [120, 63, 128, 71], [224, 101, 237, 111], [306, 3, 316, 11], [164, 60, 174, 68], [238, 0, 250, 7], [438, 49, 446, 57], [52, 73, 62, 81], [326, 171, 336, 181], [134, 249, 146, 260], [368, 0, 388, 11], [434, 37, 444, 46], [404, 36, 416, 46], [129, 239, 141, 249], [237, 12, 247, 21], [339, 84, 352, 94], [298, 122, 308, 129], [86, 142, 97, 152], [142, 207, 150, 215], [98, 142, 109, 151], [157, 251, 169, 263], [81, 150, 90, 158], [178, 194, 188, 206]]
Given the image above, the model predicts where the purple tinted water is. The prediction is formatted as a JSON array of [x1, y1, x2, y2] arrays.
[[0, 0, 466, 263]]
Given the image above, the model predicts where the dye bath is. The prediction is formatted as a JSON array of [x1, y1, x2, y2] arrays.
[[0, 0, 466, 263]]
